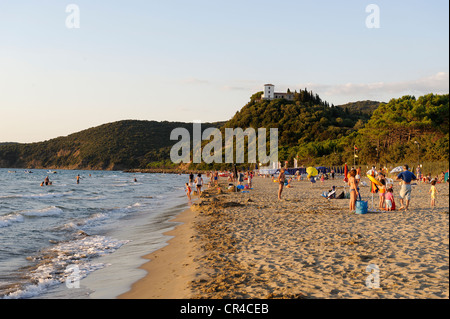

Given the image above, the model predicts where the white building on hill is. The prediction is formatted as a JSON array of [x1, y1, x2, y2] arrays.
[[262, 84, 294, 101]]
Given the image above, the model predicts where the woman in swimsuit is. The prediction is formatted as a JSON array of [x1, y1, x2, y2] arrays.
[[348, 169, 359, 212], [195, 173, 203, 196], [278, 168, 286, 200]]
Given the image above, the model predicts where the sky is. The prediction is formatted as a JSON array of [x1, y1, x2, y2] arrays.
[[0, 0, 448, 143]]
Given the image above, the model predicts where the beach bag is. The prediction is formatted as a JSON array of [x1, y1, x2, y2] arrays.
[[355, 200, 368, 215]]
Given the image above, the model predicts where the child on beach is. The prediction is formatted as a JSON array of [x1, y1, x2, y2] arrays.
[[385, 187, 395, 211], [185, 183, 192, 201], [429, 180, 438, 208]]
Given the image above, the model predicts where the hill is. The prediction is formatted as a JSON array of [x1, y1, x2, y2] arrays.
[[224, 90, 379, 156], [0, 91, 447, 171], [221, 91, 447, 168], [336, 100, 384, 115], [0, 120, 222, 170]]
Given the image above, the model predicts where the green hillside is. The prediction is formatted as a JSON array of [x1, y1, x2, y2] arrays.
[[0, 120, 221, 170], [294, 94, 449, 167], [220, 91, 448, 168], [336, 100, 383, 115], [226, 90, 378, 148], [0, 90, 447, 171]]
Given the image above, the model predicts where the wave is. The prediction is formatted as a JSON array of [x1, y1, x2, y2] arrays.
[[0, 214, 25, 228], [1, 235, 129, 299], [70, 213, 109, 230], [21, 206, 64, 217], [67, 195, 105, 201], [23, 192, 73, 199], [0, 192, 73, 200]]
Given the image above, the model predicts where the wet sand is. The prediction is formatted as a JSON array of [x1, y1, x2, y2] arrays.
[[120, 176, 449, 299]]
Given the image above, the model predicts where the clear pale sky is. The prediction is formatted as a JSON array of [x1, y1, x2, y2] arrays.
[[0, 0, 448, 143]]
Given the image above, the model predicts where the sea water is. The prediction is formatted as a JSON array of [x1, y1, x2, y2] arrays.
[[0, 168, 189, 299]]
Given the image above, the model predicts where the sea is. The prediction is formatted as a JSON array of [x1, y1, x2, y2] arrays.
[[0, 168, 189, 299]]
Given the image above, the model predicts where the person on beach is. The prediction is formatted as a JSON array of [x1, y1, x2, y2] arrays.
[[185, 183, 192, 201], [214, 171, 219, 186], [378, 178, 386, 210], [416, 165, 422, 182], [384, 187, 395, 211], [189, 173, 194, 187], [247, 171, 252, 188], [396, 165, 417, 211], [355, 171, 362, 201], [44, 176, 50, 186], [286, 177, 294, 188], [76, 174, 80, 184], [438, 171, 445, 183], [429, 180, 438, 208], [195, 173, 203, 196], [278, 168, 286, 200], [238, 171, 244, 185], [348, 169, 359, 212], [40, 181, 45, 187]]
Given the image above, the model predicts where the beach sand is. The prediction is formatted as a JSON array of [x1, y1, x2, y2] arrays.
[[120, 175, 449, 299]]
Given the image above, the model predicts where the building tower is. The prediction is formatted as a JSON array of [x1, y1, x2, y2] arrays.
[[263, 84, 275, 100]]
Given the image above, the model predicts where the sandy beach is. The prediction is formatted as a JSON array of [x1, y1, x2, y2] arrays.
[[120, 175, 449, 299]]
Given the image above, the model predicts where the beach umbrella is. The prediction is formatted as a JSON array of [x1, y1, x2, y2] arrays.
[[306, 167, 318, 177], [390, 166, 403, 174]]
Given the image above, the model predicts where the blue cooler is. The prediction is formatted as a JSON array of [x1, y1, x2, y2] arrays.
[[356, 200, 368, 214]]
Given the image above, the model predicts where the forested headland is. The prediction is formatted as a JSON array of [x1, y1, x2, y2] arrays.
[[0, 90, 448, 173]]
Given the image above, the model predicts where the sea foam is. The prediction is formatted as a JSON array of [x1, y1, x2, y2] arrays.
[[0, 214, 25, 228], [2, 235, 129, 299]]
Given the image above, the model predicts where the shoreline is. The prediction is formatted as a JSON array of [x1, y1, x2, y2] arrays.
[[118, 204, 201, 299]]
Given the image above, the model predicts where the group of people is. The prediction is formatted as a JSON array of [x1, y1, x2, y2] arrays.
[[182, 164, 444, 211], [40, 176, 52, 187], [416, 165, 447, 184], [348, 164, 442, 213], [40, 174, 83, 186], [185, 173, 203, 200], [185, 170, 256, 201]]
